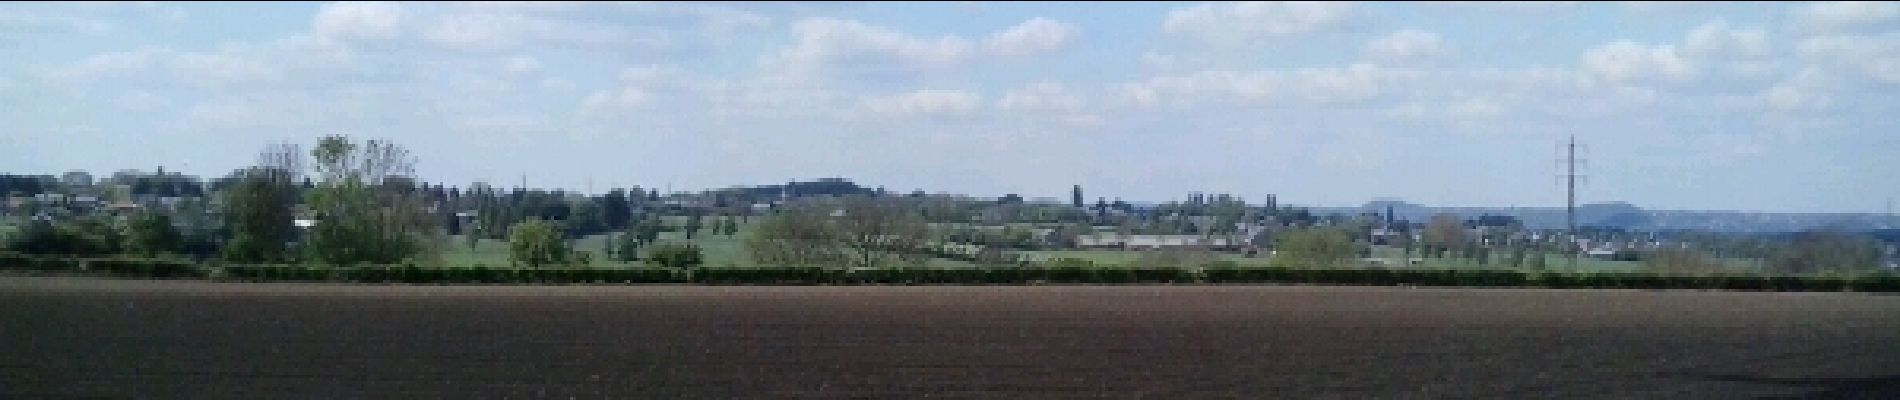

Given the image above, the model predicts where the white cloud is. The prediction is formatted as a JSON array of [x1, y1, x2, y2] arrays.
[[1140, 51, 1179, 71], [168, 52, 282, 90], [1422, 1, 1579, 9], [46, 47, 168, 83], [768, 18, 973, 76], [422, 11, 668, 53], [1119, 63, 1412, 108], [1797, 33, 1900, 85], [1449, 97, 1506, 119], [115, 90, 168, 112], [983, 17, 1079, 56], [504, 56, 542, 75], [1120, 70, 1277, 108], [1795, 1, 1900, 33], [313, 1, 403, 42], [0, 11, 114, 35], [860, 89, 982, 116], [1292, 63, 1413, 103], [1762, 67, 1835, 112], [1620, 1, 1706, 12], [577, 65, 681, 116], [1364, 29, 1445, 63], [1579, 40, 1693, 85], [1684, 20, 1769, 59], [996, 82, 1085, 112], [1163, 1, 1354, 45], [538, 77, 575, 92]]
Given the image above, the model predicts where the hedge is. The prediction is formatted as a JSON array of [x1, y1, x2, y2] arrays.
[[4, 254, 1898, 292]]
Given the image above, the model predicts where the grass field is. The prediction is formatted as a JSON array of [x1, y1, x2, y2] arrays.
[[442, 219, 979, 269]]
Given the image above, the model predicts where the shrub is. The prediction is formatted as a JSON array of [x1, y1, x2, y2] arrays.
[[646, 243, 705, 270]]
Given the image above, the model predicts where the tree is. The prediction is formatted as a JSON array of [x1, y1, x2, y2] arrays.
[[748, 201, 848, 267], [614, 229, 644, 262], [637, 215, 662, 245], [6, 218, 121, 256], [836, 196, 930, 270], [303, 135, 438, 265], [1767, 230, 1883, 275], [1270, 227, 1362, 269], [601, 189, 631, 230], [1644, 246, 1726, 275], [685, 212, 703, 240], [508, 219, 568, 268], [566, 200, 605, 238], [646, 242, 704, 270], [1424, 213, 1466, 258], [127, 212, 183, 257], [221, 143, 303, 263]]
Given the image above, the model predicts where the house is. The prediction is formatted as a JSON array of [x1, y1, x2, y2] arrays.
[[1076, 234, 1237, 250]]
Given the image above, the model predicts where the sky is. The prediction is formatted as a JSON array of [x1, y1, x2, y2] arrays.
[[2, 1, 1897, 213]]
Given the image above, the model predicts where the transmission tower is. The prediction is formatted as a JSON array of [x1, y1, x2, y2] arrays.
[[1556, 135, 1589, 271]]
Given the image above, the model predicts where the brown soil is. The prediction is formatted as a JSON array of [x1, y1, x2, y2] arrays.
[[4, 277, 1899, 399]]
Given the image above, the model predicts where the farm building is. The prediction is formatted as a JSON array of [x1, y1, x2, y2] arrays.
[[1076, 234, 1238, 251]]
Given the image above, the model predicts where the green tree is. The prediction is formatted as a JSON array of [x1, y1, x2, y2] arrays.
[[685, 212, 703, 240], [1644, 246, 1726, 275], [614, 229, 644, 262], [1423, 214, 1466, 258], [221, 143, 303, 263], [646, 242, 704, 270], [1767, 230, 1883, 275], [126, 212, 183, 257], [303, 135, 438, 265], [1270, 226, 1362, 269], [7, 218, 121, 256], [508, 219, 568, 268], [748, 201, 848, 267], [601, 189, 631, 230], [836, 196, 930, 270]]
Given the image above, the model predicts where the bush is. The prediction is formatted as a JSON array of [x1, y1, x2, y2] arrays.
[[647, 243, 705, 270]]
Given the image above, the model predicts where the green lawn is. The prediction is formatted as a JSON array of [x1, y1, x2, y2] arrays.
[[441, 218, 980, 269], [1025, 250, 1275, 267]]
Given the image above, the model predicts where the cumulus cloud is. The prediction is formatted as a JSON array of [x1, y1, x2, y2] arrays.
[[1364, 29, 1445, 63], [45, 47, 168, 83], [1795, 1, 1900, 33], [1797, 33, 1900, 85], [1119, 63, 1413, 108], [423, 10, 669, 53], [115, 90, 169, 112], [1580, 40, 1694, 85], [860, 89, 982, 116], [313, 1, 403, 42], [1163, 1, 1353, 45], [1762, 67, 1835, 112], [983, 17, 1079, 56], [1683, 20, 1769, 59], [168, 51, 282, 90], [578, 65, 681, 116], [767, 18, 973, 77], [996, 82, 1085, 112], [0, 10, 115, 35], [504, 56, 542, 75]]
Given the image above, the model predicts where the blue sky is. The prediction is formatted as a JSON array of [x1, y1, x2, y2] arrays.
[[3, 1, 1898, 213]]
